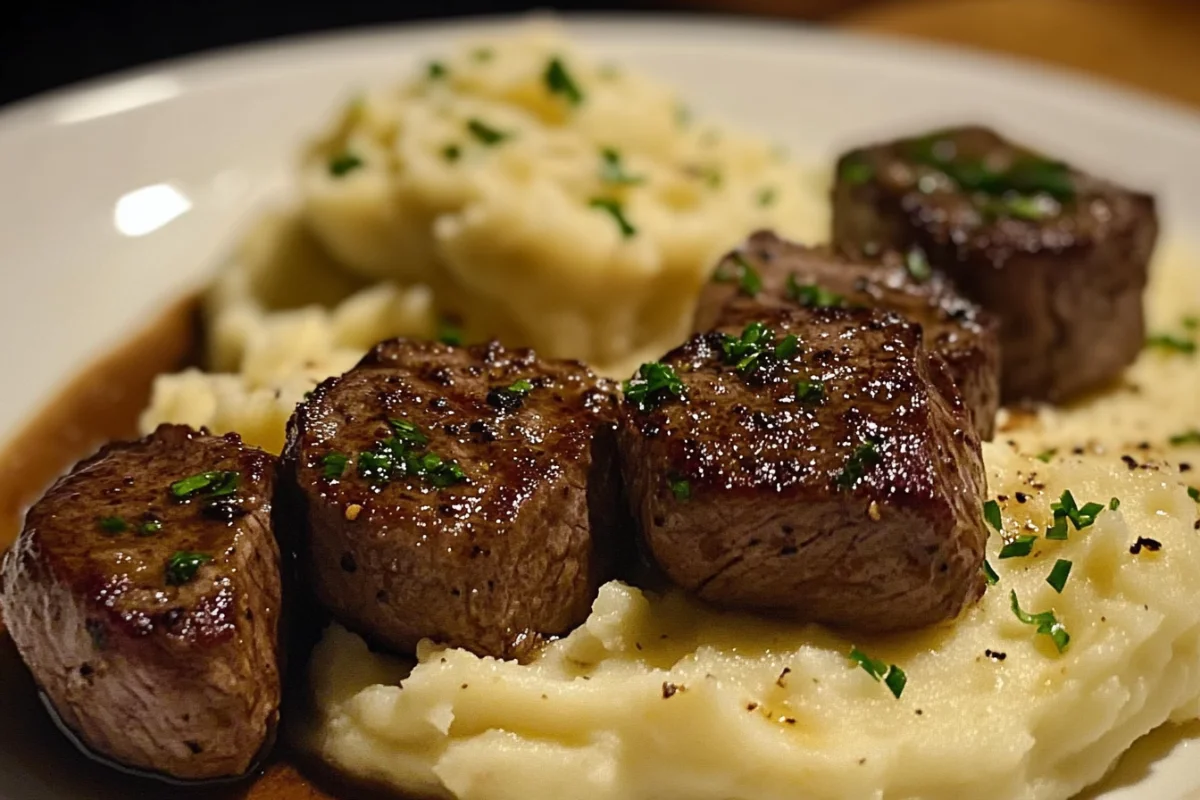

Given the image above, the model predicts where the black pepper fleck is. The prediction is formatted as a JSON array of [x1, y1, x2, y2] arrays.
[[340, 552, 358, 573], [1130, 537, 1163, 555]]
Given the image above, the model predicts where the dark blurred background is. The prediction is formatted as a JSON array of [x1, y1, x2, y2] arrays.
[[4, 0, 1199, 110]]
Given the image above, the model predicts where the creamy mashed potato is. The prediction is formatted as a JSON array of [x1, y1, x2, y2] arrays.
[[135, 25, 1200, 800], [300, 249, 1200, 800]]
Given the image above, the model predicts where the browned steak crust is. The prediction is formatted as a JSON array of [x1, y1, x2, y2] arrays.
[[831, 125, 1157, 403], [0, 424, 282, 781], [696, 230, 1000, 439], [618, 306, 988, 632], [283, 339, 624, 661]]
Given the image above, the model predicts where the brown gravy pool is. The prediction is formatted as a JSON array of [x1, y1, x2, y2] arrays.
[[0, 293, 1194, 800]]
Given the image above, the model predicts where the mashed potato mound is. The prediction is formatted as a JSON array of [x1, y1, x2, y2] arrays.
[[300, 25, 825, 370], [300, 250, 1200, 800]]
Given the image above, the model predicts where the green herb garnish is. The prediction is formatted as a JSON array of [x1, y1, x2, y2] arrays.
[[836, 440, 880, 491], [983, 499, 1003, 533], [589, 198, 636, 238], [507, 379, 534, 395], [757, 187, 777, 207], [1109, 497, 1121, 511], [328, 153, 364, 177], [712, 253, 762, 297], [1036, 448, 1057, 463], [171, 471, 239, 499], [544, 57, 584, 106], [467, 118, 509, 146], [1045, 512, 1069, 541], [442, 144, 461, 162], [998, 534, 1037, 559], [322, 452, 349, 480], [1010, 590, 1070, 653], [97, 516, 127, 534], [1189, 486, 1200, 503], [357, 450, 393, 483], [839, 155, 874, 185], [985, 194, 1056, 221], [1145, 334, 1196, 354], [1046, 559, 1073, 593], [599, 148, 643, 185], [786, 275, 845, 308], [983, 560, 1000, 586], [1052, 490, 1104, 531], [1169, 429, 1200, 446], [668, 475, 691, 501], [906, 135, 1075, 201], [795, 379, 825, 404], [437, 318, 463, 346], [138, 519, 163, 536], [1184, 315, 1199, 331], [773, 334, 800, 360], [905, 247, 932, 282], [471, 47, 493, 62], [389, 418, 430, 448], [848, 646, 906, 699], [165, 551, 213, 586], [623, 362, 685, 412]]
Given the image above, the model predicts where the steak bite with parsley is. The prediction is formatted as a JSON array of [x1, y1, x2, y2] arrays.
[[831, 125, 1158, 403], [0, 424, 282, 781], [617, 307, 989, 632], [282, 338, 624, 661], [696, 231, 1000, 439]]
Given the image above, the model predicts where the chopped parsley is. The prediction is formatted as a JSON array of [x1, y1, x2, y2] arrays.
[[712, 253, 761, 297], [599, 148, 644, 185], [905, 247, 932, 282], [442, 144, 461, 162], [437, 318, 463, 346], [839, 155, 874, 185], [835, 440, 880, 491], [1046, 559, 1073, 593], [1145, 334, 1196, 354], [1010, 590, 1070, 653], [328, 153, 364, 177], [170, 470, 239, 500], [623, 362, 685, 412], [757, 187, 777, 207], [467, 118, 509, 146], [165, 551, 213, 587], [786, 275, 845, 308], [1169, 429, 1200, 446], [794, 379, 825, 404], [1035, 448, 1057, 463], [998, 534, 1037, 559], [97, 516, 127, 534], [668, 475, 691, 501], [427, 61, 448, 79], [545, 57, 584, 106], [983, 499, 1003, 533], [848, 646, 906, 699], [322, 452, 349, 480], [983, 560, 1000, 586], [589, 198, 636, 238]]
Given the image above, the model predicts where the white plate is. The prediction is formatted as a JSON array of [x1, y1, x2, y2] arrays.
[[1, 12, 1198, 800]]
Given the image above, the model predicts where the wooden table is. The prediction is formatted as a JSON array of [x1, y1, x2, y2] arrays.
[[688, 0, 1200, 110]]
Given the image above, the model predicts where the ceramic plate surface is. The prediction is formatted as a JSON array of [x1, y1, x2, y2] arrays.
[[0, 13, 1198, 799]]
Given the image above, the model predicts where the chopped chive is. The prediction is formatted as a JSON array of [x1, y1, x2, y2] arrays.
[[1109, 497, 1121, 511], [1036, 448, 1057, 463], [1169, 429, 1200, 446], [1046, 559, 1073, 593], [138, 519, 163, 536], [905, 247, 932, 282], [507, 379, 534, 395], [170, 471, 238, 499], [839, 155, 874, 185], [97, 516, 127, 534], [427, 61, 448, 79], [467, 118, 509, 146], [1010, 590, 1070, 653], [328, 153, 364, 177], [165, 551, 213, 586], [388, 418, 430, 448], [774, 334, 799, 360], [1145, 334, 1196, 354], [1051, 489, 1104, 531], [623, 362, 685, 413], [786, 275, 845, 308], [322, 452, 349, 480], [544, 57, 584, 106], [1189, 486, 1200, 503], [848, 646, 906, 699], [983, 499, 1003, 533], [1184, 315, 1199, 330], [668, 475, 691, 501], [589, 197, 636, 238], [795, 379, 825, 404], [836, 440, 880, 491], [599, 148, 644, 185], [983, 559, 1000, 586], [437, 317, 463, 346], [471, 47, 493, 62], [442, 144, 461, 162], [757, 187, 777, 207], [1045, 512, 1069, 541], [998, 534, 1037, 559]]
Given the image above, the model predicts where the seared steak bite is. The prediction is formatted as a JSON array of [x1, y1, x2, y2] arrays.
[[696, 231, 1000, 440], [0, 424, 282, 781], [831, 124, 1157, 403], [283, 338, 623, 661], [618, 306, 988, 632]]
